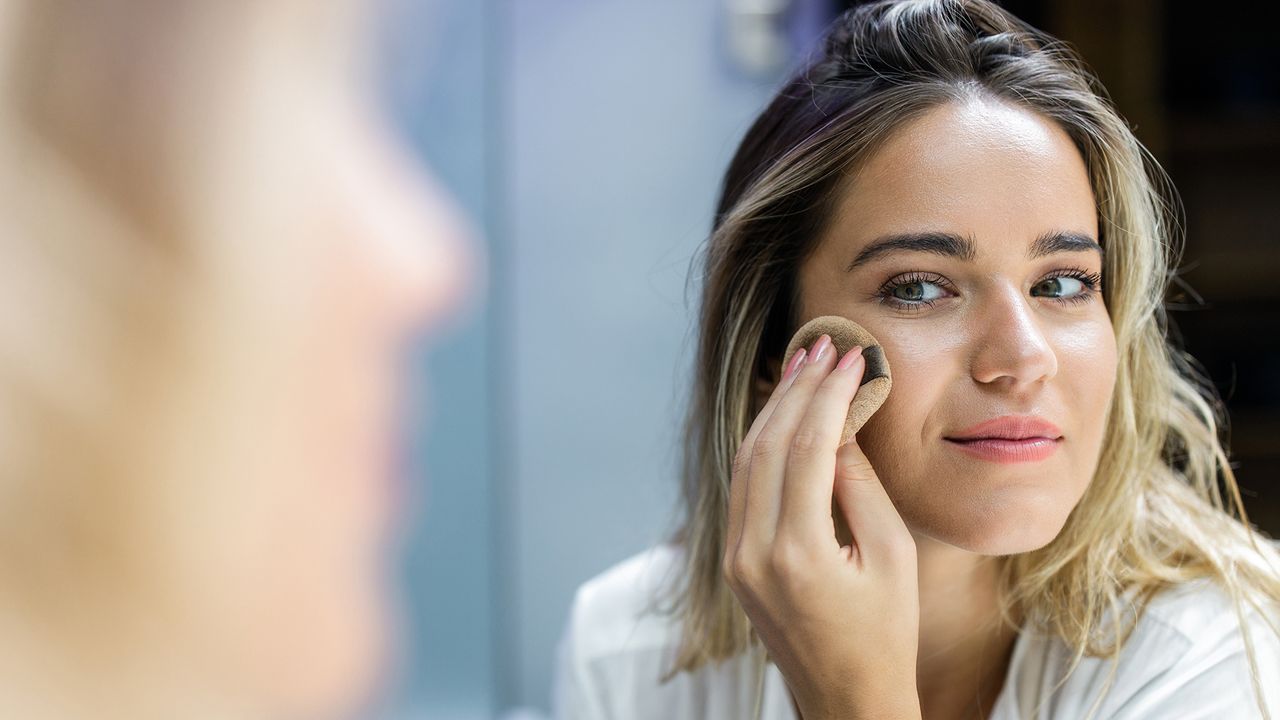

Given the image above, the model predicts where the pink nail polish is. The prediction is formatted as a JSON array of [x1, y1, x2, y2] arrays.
[[784, 349, 807, 380], [837, 345, 864, 371], [808, 335, 832, 364]]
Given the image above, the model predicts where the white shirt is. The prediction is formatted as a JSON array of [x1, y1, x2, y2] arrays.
[[553, 544, 1280, 719]]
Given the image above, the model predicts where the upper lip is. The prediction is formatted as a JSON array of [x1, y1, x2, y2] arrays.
[[945, 415, 1063, 441]]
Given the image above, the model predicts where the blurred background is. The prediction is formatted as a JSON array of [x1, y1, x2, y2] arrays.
[[375, 1, 1279, 717]]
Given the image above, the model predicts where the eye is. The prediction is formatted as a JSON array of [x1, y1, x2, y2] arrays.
[[1032, 268, 1103, 305], [1029, 274, 1080, 297], [891, 279, 946, 303], [873, 272, 953, 313]]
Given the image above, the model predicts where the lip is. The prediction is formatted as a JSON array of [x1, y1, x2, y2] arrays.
[[943, 415, 1063, 464]]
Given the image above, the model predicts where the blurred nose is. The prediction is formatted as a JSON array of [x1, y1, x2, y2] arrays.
[[360, 121, 479, 341], [969, 283, 1057, 391]]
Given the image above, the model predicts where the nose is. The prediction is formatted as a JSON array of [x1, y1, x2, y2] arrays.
[[362, 123, 480, 340], [968, 284, 1058, 390], [400, 171, 480, 336]]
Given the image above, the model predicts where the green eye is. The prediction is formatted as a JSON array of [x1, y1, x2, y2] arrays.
[[1034, 276, 1084, 298], [876, 271, 952, 312], [891, 280, 945, 302], [874, 268, 1104, 313]]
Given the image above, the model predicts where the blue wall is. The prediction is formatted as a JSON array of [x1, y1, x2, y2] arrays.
[[505, 1, 785, 711], [379, 0, 499, 717], [376, 0, 818, 715]]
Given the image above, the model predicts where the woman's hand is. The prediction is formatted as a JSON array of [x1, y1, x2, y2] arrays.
[[722, 334, 922, 720]]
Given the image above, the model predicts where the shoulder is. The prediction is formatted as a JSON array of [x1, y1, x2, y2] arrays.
[[1120, 577, 1280, 716], [1004, 576, 1280, 718], [555, 545, 788, 720], [564, 544, 687, 664], [554, 545, 700, 720], [1132, 575, 1280, 684], [1142, 575, 1268, 641]]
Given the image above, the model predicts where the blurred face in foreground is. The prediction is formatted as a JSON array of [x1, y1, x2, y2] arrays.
[[1, 1, 477, 709], [143, 10, 478, 719]]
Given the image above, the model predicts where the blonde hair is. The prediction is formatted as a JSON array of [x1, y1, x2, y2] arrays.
[[667, 1, 1280, 716]]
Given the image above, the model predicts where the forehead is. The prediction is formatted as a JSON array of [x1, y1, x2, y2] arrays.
[[825, 96, 1098, 256]]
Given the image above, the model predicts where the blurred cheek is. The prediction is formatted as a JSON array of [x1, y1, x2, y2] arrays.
[[256, 123, 474, 715], [223, 133, 471, 715], [171, 82, 477, 712], [261, 175, 433, 709], [222, 213, 398, 718]]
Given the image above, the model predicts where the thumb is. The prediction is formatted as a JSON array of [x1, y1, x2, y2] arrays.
[[833, 439, 914, 568]]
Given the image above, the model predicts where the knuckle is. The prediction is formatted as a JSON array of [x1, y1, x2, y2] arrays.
[[720, 550, 737, 587], [889, 531, 918, 563], [767, 540, 812, 581], [789, 427, 824, 457], [750, 432, 779, 461], [726, 549, 760, 589], [875, 535, 918, 571], [767, 547, 816, 598]]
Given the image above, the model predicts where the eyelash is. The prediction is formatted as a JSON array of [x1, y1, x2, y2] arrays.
[[872, 267, 1104, 313]]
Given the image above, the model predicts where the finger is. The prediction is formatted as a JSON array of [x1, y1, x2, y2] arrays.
[[833, 435, 915, 570], [741, 335, 838, 549], [776, 345, 866, 544], [726, 345, 808, 558]]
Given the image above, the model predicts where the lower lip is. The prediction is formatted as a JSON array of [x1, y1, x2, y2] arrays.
[[944, 437, 1061, 463]]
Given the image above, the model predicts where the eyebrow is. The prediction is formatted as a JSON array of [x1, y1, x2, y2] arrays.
[[844, 230, 1104, 272]]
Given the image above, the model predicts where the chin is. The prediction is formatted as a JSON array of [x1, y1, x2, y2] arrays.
[[289, 622, 388, 719], [262, 584, 392, 720], [908, 492, 1071, 556]]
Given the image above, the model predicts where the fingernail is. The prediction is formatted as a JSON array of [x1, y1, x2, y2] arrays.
[[808, 335, 832, 364], [784, 349, 807, 380], [836, 345, 864, 371]]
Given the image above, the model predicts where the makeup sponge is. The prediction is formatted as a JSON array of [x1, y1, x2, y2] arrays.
[[782, 315, 892, 445]]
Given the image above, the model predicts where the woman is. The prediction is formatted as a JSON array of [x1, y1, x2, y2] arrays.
[[555, 1, 1280, 718], [0, 1, 473, 718]]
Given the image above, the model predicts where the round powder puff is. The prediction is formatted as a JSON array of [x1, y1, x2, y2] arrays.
[[782, 315, 892, 445]]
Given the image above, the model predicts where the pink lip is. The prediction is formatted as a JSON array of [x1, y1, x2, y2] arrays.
[[943, 415, 1064, 464]]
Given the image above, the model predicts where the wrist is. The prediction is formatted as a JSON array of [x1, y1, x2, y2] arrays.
[[793, 686, 921, 720]]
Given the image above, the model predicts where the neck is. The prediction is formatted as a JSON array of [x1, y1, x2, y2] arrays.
[[911, 531, 1020, 720]]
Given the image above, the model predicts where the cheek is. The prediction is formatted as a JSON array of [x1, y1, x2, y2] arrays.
[[205, 205, 400, 717], [1055, 319, 1118, 460], [849, 318, 1117, 489], [1057, 319, 1118, 403], [851, 332, 959, 478]]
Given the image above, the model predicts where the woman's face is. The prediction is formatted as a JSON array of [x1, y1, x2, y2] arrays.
[[177, 80, 476, 716], [264, 103, 474, 713], [794, 96, 1117, 555]]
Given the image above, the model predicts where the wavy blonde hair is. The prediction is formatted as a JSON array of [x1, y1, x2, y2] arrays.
[[667, 1, 1280, 716]]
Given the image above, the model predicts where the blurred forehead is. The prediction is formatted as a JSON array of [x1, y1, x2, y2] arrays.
[[826, 95, 1098, 259]]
